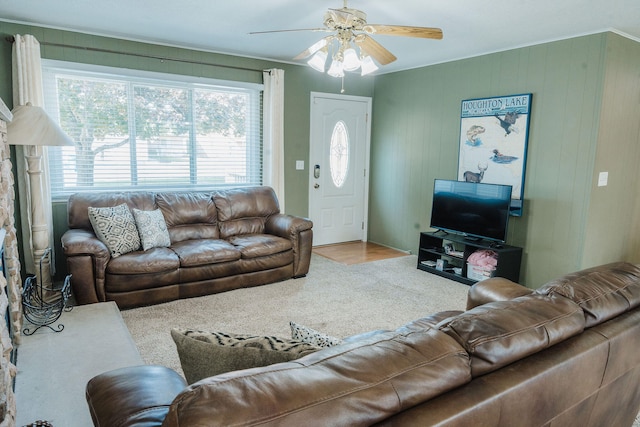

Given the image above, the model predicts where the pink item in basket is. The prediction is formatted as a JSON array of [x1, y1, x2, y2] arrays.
[[467, 250, 498, 269]]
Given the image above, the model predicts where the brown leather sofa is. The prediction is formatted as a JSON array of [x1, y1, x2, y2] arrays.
[[61, 186, 313, 309], [85, 262, 640, 426]]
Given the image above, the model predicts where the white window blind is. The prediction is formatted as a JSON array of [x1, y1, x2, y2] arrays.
[[42, 61, 263, 199]]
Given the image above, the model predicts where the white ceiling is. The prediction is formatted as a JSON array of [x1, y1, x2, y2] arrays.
[[1, 0, 639, 74]]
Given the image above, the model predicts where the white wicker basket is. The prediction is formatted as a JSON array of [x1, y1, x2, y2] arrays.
[[466, 263, 496, 281]]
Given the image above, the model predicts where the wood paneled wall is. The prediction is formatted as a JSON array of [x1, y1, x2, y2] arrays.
[[0, 21, 374, 279], [2, 22, 638, 288], [369, 32, 640, 287], [581, 34, 640, 267]]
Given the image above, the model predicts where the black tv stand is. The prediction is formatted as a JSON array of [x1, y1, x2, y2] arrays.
[[417, 231, 522, 285]]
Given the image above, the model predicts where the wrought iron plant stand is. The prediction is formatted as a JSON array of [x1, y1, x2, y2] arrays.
[[22, 248, 72, 335]]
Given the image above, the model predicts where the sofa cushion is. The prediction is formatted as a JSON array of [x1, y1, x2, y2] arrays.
[[132, 208, 171, 251], [164, 327, 471, 426], [170, 239, 241, 267], [106, 247, 180, 274], [535, 262, 640, 328], [438, 293, 585, 377], [68, 191, 156, 230], [290, 321, 344, 347], [177, 250, 294, 284], [227, 234, 292, 258], [156, 192, 219, 242], [170, 329, 320, 384], [88, 203, 141, 257], [214, 186, 280, 238]]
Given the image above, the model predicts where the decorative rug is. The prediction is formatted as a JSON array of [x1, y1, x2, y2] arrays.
[[121, 254, 468, 374]]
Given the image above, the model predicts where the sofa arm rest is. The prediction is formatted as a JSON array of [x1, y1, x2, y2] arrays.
[[86, 365, 187, 427], [266, 214, 313, 277], [266, 213, 313, 236], [62, 229, 109, 257], [61, 229, 111, 304], [466, 277, 533, 310]]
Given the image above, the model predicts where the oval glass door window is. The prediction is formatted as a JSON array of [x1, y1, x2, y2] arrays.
[[330, 120, 349, 188]]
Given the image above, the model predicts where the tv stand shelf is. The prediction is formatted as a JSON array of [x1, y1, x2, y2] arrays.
[[417, 231, 522, 285]]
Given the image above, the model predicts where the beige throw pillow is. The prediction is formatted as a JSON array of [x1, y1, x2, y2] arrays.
[[132, 208, 171, 251]]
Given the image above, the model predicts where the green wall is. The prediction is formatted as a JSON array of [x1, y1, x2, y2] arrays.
[[0, 22, 374, 217], [0, 22, 374, 278], [369, 32, 640, 287], [2, 22, 639, 287], [581, 34, 640, 267]]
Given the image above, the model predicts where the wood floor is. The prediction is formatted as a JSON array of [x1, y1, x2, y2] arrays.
[[313, 241, 409, 265]]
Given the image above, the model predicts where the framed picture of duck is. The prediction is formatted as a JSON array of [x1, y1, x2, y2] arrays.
[[457, 93, 532, 216]]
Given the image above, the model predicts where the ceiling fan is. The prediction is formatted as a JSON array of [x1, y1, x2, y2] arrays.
[[250, 0, 443, 78]]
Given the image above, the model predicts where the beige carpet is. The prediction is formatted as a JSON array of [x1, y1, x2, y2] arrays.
[[122, 255, 640, 426], [121, 254, 469, 375]]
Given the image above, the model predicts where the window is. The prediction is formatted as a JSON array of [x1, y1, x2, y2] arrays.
[[42, 61, 262, 199], [329, 120, 349, 188]]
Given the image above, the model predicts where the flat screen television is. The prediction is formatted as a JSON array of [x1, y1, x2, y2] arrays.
[[430, 179, 512, 243]]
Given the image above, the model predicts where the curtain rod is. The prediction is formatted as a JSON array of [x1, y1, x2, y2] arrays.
[[5, 36, 267, 74]]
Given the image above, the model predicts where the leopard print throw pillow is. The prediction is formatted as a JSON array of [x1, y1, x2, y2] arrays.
[[290, 321, 344, 348]]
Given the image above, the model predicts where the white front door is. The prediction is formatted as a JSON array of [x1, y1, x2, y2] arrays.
[[309, 92, 371, 246]]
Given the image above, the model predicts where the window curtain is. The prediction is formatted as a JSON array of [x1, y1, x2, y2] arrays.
[[12, 34, 56, 279], [262, 69, 285, 212]]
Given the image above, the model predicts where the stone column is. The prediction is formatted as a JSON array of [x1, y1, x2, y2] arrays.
[[0, 100, 22, 427]]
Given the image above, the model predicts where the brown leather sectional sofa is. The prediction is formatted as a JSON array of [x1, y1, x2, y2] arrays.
[[61, 186, 313, 309], [86, 262, 640, 426]]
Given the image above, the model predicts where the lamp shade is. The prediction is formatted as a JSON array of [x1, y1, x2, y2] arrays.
[[327, 58, 345, 78], [7, 103, 74, 146], [342, 48, 360, 72], [308, 49, 328, 72], [360, 55, 379, 76]]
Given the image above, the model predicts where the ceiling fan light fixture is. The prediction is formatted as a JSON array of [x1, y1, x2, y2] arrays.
[[308, 49, 328, 72], [255, 1, 444, 87], [266, 1, 443, 88], [360, 55, 379, 75], [327, 58, 345, 78], [342, 47, 360, 71]]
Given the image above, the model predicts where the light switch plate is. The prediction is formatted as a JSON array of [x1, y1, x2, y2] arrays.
[[296, 160, 304, 170], [598, 171, 608, 187]]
